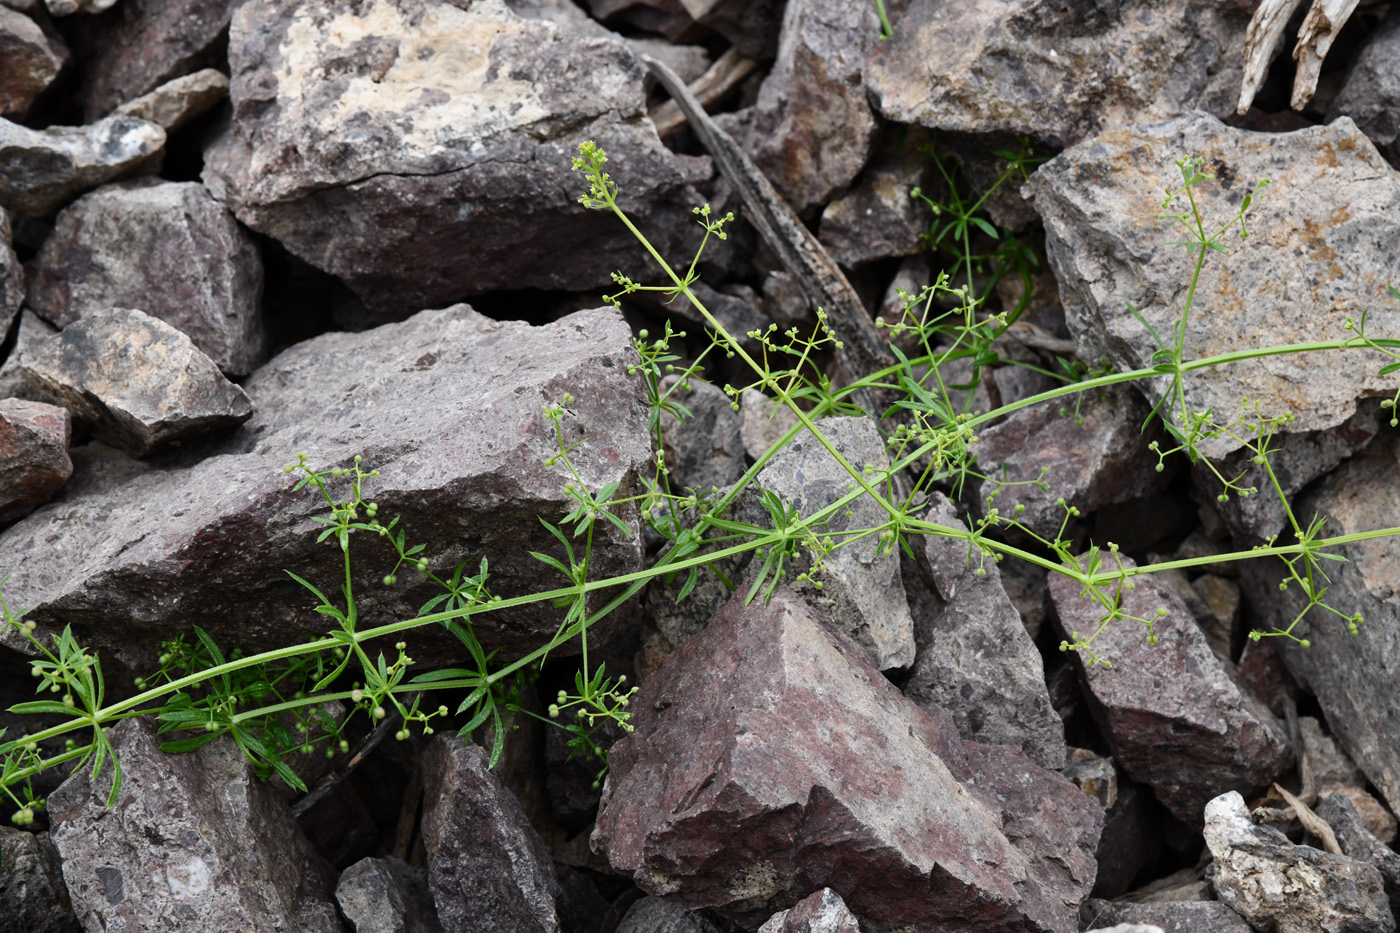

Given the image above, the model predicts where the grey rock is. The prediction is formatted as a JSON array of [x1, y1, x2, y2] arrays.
[[1330, 13, 1400, 167], [593, 586, 1103, 932], [0, 6, 68, 121], [0, 309, 56, 399], [819, 153, 931, 267], [866, 0, 1247, 148], [1301, 715, 1369, 794], [1239, 445, 1400, 819], [26, 179, 266, 376], [739, 387, 799, 463], [204, 0, 707, 320], [1205, 790, 1394, 933], [1318, 792, 1400, 921], [43, 0, 116, 17], [1191, 573, 1241, 659], [617, 897, 722, 933], [0, 114, 164, 217], [680, 0, 783, 60], [903, 493, 1065, 769], [0, 208, 19, 335], [70, 0, 238, 121], [625, 37, 710, 84], [0, 305, 648, 669], [421, 736, 563, 933], [112, 67, 229, 132], [336, 856, 443, 933], [974, 383, 1169, 540], [748, 0, 878, 214], [0, 827, 79, 933], [659, 375, 745, 494], [1080, 899, 1253, 933], [757, 888, 861, 932], [583, 0, 702, 43], [755, 415, 916, 670], [1084, 926, 1165, 933], [1049, 555, 1292, 823], [0, 397, 70, 522], [17, 307, 253, 456], [1028, 112, 1400, 465], [47, 717, 344, 933]]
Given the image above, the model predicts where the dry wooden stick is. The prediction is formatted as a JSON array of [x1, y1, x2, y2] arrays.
[[649, 49, 759, 139]]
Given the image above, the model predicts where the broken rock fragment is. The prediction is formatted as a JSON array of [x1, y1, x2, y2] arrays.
[[421, 736, 564, 933], [111, 67, 229, 132], [0, 114, 164, 217], [616, 897, 723, 933], [1079, 899, 1252, 933], [0, 5, 68, 120], [1, 206, 21, 337], [757, 888, 861, 932], [1205, 790, 1394, 933], [47, 717, 344, 933], [335, 856, 443, 933], [1330, 13, 1400, 167], [0, 826, 80, 933], [594, 586, 1102, 932], [0, 308, 55, 399], [26, 178, 266, 376], [0, 397, 70, 522], [1049, 555, 1292, 823], [18, 306, 253, 456]]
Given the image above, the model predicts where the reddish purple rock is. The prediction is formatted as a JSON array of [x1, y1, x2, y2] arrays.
[[0, 398, 71, 523]]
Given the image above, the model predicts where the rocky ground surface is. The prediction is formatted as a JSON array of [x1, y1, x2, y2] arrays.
[[3, 1, 1400, 932]]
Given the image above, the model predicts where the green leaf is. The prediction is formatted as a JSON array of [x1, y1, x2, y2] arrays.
[[8, 701, 78, 716], [268, 755, 307, 793], [159, 732, 223, 754], [1377, 362, 1400, 376], [410, 667, 478, 685], [969, 217, 1001, 240]]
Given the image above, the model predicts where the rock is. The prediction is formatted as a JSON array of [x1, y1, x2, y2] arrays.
[[819, 152, 930, 267], [43, 0, 116, 17], [974, 383, 1169, 541], [738, 388, 799, 463], [204, 0, 707, 320], [0, 6, 68, 121], [0, 397, 70, 522], [1190, 574, 1241, 657], [1239, 446, 1400, 819], [25, 178, 266, 376], [47, 717, 344, 933], [17, 307, 253, 456], [903, 492, 1065, 769], [593, 586, 1102, 932], [111, 67, 229, 132], [297, 785, 380, 870], [866, 0, 1247, 148], [1028, 112, 1400, 468], [755, 415, 915, 670], [1049, 555, 1292, 823], [1235, 635, 1303, 720], [1329, 13, 1400, 167], [1205, 790, 1394, 933], [421, 736, 564, 933], [70, 0, 239, 121], [1, 208, 19, 335], [650, 282, 770, 358], [616, 897, 722, 933], [1091, 773, 1161, 900], [0, 304, 649, 669], [998, 555, 1048, 639], [678, 0, 783, 60], [583, 0, 702, 43], [748, 0, 878, 214], [0, 308, 55, 399], [757, 888, 861, 933], [1318, 792, 1400, 921], [658, 375, 745, 494], [0, 827, 80, 933], [1080, 899, 1253, 933], [1084, 926, 1165, 933], [335, 856, 443, 933], [0, 114, 164, 217], [554, 865, 611, 933], [1301, 715, 1369, 794]]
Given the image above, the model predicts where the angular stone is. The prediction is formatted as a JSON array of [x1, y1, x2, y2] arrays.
[[18, 307, 253, 456], [757, 888, 860, 933], [1318, 792, 1400, 921], [1302, 715, 1369, 794], [593, 586, 1102, 932], [819, 153, 930, 267], [974, 384, 1168, 540], [583, 0, 702, 43], [755, 415, 915, 670], [748, 0, 878, 214], [26, 179, 266, 376], [677, 0, 783, 60], [738, 388, 799, 463], [0, 305, 648, 673], [0, 114, 164, 217], [0, 827, 79, 933], [1028, 112, 1400, 464], [47, 717, 344, 933], [1085, 926, 1165, 933], [70, 0, 239, 121], [0, 397, 70, 522], [1080, 899, 1253, 933], [0, 308, 55, 399], [1205, 790, 1394, 933], [1, 208, 19, 336], [658, 375, 745, 495], [1330, 13, 1400, 167], [0, 6, 68, 121], [421, 736, 563, 933], [43, 0, 116, 16], [335, 856, 443, 933], [1049, 555, 1292, 823], [1240, 445, 1400, 820], [112, 67, 229, 132], [616, 897, 722, 933], [204, 0, 706, 320], [866, 0, 1247, 148], [903, 493, 1065, 769]]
